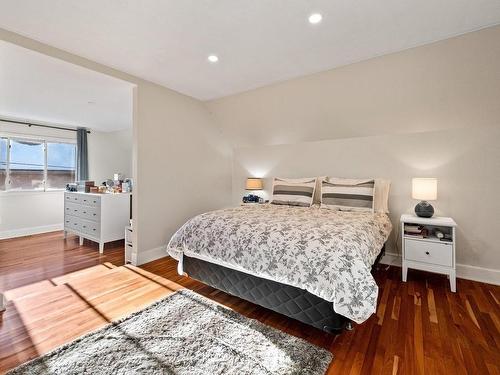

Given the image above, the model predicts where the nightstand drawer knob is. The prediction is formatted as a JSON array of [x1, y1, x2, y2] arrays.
[[425, 251, 430, 255]]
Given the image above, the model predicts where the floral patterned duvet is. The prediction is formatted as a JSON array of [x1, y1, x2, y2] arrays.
[[166, 204, 392, 323]]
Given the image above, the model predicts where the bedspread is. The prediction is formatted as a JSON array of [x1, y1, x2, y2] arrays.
[[167, 204, 392, 323]]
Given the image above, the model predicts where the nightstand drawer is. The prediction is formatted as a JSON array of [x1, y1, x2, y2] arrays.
[[405, 239, 452, 267]]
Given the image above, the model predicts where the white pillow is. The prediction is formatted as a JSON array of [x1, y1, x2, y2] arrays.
[[374, 179, 391, 213], [271, 177, 317, 207], [318, 177, 391, 213], [320, 177, 375, 212]]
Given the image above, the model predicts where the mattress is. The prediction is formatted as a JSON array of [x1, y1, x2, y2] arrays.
[[167, 204, 392, 323]]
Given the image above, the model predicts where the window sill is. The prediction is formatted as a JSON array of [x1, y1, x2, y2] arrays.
[[0, 189, 66, 197]]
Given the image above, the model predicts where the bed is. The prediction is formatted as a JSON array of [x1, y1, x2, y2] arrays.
[[167, 204, 392, 332]]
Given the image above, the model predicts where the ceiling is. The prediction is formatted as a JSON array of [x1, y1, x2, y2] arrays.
[[1, 1, 500, 101], [0, 41, 133, 131]]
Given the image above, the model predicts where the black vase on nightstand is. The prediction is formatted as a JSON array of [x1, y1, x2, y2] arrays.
[[415, 200, 434, 218]]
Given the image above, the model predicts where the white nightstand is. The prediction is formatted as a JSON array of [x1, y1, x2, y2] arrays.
[[401, 214, 457, 292]]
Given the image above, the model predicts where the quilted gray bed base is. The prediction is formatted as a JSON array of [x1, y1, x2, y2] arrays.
[[184, 257, 351, 333], [183, 245, 385, 334]]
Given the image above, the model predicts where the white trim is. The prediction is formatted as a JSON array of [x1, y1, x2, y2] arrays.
[[379, 252, 500, 286], [0, 223, 63, 239], [379, 251, 402, 266], [456, 263, 500, 286], [0, 189, 65, 197], [0, 131, 76, 144], [135, 245, 167, 266]]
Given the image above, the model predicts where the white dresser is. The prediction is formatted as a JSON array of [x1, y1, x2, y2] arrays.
[[401, 214, 457, 292], [64, 192, 131, 253]]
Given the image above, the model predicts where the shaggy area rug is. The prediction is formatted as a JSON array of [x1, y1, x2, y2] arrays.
[[9, 290, 333, 375]]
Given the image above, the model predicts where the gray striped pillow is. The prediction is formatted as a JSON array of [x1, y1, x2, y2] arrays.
[[271, 177, 316, 207], [321, 178, 375, 212]]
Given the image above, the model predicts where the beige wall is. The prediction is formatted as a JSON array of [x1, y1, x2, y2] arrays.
[[208, 25, 500, 147], [210, 26, 500, 279], [2, 24, 499, 280], [88, 128, 133, 184], [0, 29, 233, 263], [134, 83, 231, 261], [232, 126, 500, 275]]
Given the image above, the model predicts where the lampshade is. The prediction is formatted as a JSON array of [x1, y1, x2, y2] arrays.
[[246, 178, 263, 190], [412, 178, 437, 201]]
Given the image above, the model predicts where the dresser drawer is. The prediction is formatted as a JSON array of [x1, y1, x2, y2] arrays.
[[80, 195, 100, 207], [65, 202, 79, 217], [64, 215, 84, 233], [65, 202, 100, 221], [81, 205, 100, 221], [65, 193, 100, 207], [80, 218, 100, 237], [405, 239, 452, 267], [64, 216, 100, 237]]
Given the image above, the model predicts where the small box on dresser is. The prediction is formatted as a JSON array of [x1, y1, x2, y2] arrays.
[[64, 192, 131, 253], [401, 214, 457, 292]]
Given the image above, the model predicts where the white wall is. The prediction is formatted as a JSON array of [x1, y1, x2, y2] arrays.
[[4, 23, 499, 282], [208, 25, 500, 148], [88, 128, 132, 184], [210, 26, 500, 282], [134, 83, 231, 263], [0, 28, 233, 263], [0, 191, 64, 238], [0, 122, 133, 239], [232, 126, 500, 276], [0, 120, 74, 238]]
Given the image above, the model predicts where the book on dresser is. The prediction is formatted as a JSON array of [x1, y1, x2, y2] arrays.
[[64, 191, 131, 253]]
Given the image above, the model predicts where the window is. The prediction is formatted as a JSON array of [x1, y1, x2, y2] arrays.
[[9, 139, 45, 190], [47, 142, 76, 189], [0, 137, 76, 191]]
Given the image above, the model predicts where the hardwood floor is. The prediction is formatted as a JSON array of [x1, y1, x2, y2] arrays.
[[1, 232, 499, 374]]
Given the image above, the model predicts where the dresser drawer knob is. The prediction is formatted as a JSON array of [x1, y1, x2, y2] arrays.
[[425, 251, 430, 255]]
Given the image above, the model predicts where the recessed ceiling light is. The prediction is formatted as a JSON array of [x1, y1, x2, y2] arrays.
[[308, 13, 322, 24], [208, 55, 219, 63]]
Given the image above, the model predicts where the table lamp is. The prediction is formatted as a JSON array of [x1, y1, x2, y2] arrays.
[[243, 178, 263, 203], [412, 178, 437, 218], [246, 178, 263, 191]]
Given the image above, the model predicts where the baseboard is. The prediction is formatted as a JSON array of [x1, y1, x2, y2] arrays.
[[455, 264, 500, 286], [135, 245, 167, 266], [379, 252, 402, 266], [0, 223, 63, 240], [378, 252, 500, 286]]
